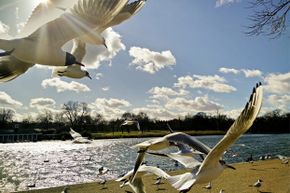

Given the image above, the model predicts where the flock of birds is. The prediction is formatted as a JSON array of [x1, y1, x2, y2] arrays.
[[0, 0, 146, 82], [0, 0, 286, 193], [64, 82, 267, 193]]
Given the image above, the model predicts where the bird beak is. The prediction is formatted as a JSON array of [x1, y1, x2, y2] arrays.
[[226, 164, 236, 170], [103, 41, 108, 49], [87, 74, 92, 79]]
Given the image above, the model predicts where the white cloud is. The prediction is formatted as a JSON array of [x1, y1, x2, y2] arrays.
[[216, 0, 240, 7], [84, 28, 126, 69], [174, 74, 236, 93], [30, 98, 56, 110], [95, 73, 103, 80], [219, 67, 262, 78], [102, 87, 110, 91], [264, 72, 290, 94], [267, 94, 290, 111], [90, 98, 131, 120], [241, 69, 262, 78], [148, 87, 189, 101], [165, 95, 223, 112], [133, 106, 177, 121], [41, 78, 91, 93], [129, 47, 176, 74], [219, 67, 240, 74], [0, 91, 22, 107]]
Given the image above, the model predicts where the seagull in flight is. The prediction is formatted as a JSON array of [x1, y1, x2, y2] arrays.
[[121, 120, 141, 131], [167, 83, 263, 192], [69, 128, 91, 144], [130, 132, 211, 183], [0, 0, 127, 67], [116, 165, 170, 193], [0, 0, 146, 81]]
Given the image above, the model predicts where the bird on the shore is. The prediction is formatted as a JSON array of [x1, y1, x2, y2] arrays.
[[116, 165, 170, 193], [203, 182, 212, 190], [167, 83, 263, 192], [98, 166, 109, 176], [130, 132, 211, 183], [99, 178, 107, 189], [277, 155, 289, 164], [121, 120, 141, 131], [154, 176, 163, 191], [61, 187, 69, 193], [249, 179, 263, 192], [219, 189, 225, 193]]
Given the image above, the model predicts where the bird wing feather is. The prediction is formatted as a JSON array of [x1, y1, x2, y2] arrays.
[[20, 0, 78, 37], [0, 56, 34, 82], [166, 132, 211, 155], [200, 83, 263, 168], [71, 0, 128, 29], [104, 0, 145, 28]]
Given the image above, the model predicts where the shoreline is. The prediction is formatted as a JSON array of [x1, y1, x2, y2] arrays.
[[13, 159, 289, 193], [1, 132, 288, 144]]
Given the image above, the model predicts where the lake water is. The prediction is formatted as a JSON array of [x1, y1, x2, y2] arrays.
[[0, 134, 289, 192]]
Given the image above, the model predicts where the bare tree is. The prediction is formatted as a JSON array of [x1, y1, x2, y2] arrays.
[[62, 101, 90, 128], [0, 108, 14, 123], [246, 0, 290, 38]]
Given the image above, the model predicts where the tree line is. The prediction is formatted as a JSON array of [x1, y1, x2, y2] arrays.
[[0, 102, 289, 139]]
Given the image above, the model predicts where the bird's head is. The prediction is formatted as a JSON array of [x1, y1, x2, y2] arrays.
[[219, 160, 236, 170]]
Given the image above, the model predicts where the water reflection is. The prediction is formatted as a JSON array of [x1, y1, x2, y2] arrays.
[[0, 134, 289, 192]]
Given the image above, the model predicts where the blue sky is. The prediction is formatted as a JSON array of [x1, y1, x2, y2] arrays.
[[0, 0, 289, 121]]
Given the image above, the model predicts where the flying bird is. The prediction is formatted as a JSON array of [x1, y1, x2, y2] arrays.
[[130, 132, 211, 183], [167, 83, 263, 192], [116, 165, 170, 193], [52, 39, 92, 79], [0, 0, 146, 81], [121, 120, 141, 131], [69, 128, 91, 144]]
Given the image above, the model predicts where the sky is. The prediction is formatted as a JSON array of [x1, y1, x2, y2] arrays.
[[0, 0, 289, 121]]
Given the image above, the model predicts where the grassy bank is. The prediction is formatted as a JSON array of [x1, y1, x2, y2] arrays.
[[14, 159, 289, 193], [91, 130, 226, 139]]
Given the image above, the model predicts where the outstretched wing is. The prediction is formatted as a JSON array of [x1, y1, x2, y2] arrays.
[[20, 0, 78, 37], [166, 132, 211, 156], [27, 0, 128, 48], [0, 56, 34, 82], [201, 83, 263, 168], [104, 0, 145, 28]]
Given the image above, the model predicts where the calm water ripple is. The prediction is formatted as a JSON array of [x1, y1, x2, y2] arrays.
[[0, 134, 289, 192]]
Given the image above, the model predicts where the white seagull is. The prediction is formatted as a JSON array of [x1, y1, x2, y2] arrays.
[[52, 39, 92, 79], [69, 128, 91, 144], [121, 120, 141, 131], [130, 132, 211, 182], [146, 123, 208, 168], [116, 165, 170, 193], [167, 83, 263, 192], [0, 0, 146, 82], [0, 0, 127, 67]]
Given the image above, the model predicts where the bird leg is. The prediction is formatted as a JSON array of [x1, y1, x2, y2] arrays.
[[0, 48, 15, 57]]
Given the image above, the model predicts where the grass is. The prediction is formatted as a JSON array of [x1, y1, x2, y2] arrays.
[[91, 130, 226, 139]]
